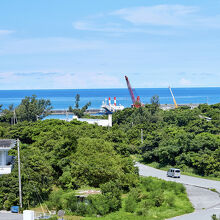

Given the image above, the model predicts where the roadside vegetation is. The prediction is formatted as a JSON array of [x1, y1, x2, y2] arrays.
[[113, 102, 220, 179], [85, 177, 193, 220], [0, 95, 219, 219], [145, 161, 220, 181]]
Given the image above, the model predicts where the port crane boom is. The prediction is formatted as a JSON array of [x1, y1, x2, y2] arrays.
[[169, 86, 178, 108], [125, 75, 141, 108]]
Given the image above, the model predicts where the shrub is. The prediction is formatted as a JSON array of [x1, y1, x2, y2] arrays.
[[47, 190, 64, 211], [124, 188, 141, 213], [100, 181, 122, 212], [125, 196, 137, 213], [62, 191, 77, 212], [212, 214, 220, 220], [165, 192, 176, 207], [77, 203, 87, 216], [129, 188, 141, 202], [154, 193, 164, 207], [88, 194, 110, 216], [48, 217, 58, 220]]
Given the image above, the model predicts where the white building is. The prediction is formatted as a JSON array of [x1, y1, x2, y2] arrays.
[[78, 115, 112, 127], [0, 139, 16, 175]]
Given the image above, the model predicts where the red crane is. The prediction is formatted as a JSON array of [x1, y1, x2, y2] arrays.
[[125, 75, 142, 108]]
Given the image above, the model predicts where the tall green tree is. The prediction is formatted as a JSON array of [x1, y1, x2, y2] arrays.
[[0, 146, 53, 209], [16, 95, 52, 122], [75, 94, 80, 109], [0, 104, 15, 123], [69, 94, 91, 118]]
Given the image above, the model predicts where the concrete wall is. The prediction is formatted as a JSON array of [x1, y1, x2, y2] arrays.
[[0, 151, 7, 166]]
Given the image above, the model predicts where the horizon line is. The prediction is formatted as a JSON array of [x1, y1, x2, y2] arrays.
[[0, 86, 219, 91]]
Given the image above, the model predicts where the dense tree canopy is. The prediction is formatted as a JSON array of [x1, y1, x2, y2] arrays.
[[113, 102, 220, 177], [0, 95, 219, 216], [0, 95, 52, 123], [0, 118, 138, 209]]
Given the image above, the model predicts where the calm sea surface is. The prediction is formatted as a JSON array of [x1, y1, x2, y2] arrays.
[[0, 88, 219, 110]]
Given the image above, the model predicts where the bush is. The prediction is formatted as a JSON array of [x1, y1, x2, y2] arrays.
[[212, 214, 220, 220], [100, 181, 122, 212], [88, 194, 110, 216], [47, 190, 77, 213], [62, 191, 77, 212], [47, 190, 64, 211], [48, 217, 58, 220], [125, 196, 137, 213], [154, 193, 164, 207], [165, 192, 176, 207], [124, 188, 140, 213], [77, 203, 88, 216]]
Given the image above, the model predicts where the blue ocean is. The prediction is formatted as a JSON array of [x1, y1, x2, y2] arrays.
[[0, 88, 219, 110]]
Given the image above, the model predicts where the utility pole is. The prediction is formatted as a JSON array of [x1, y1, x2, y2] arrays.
[[11, 109, 17, 125], [17, 139, 22, 209], [141, 129, 143, 144]]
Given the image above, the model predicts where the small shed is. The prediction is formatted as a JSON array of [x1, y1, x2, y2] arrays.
[[75, 190, 101, 203], [0, 139, 16, 175]]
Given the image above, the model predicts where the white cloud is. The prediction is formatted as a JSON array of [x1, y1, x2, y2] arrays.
[[179, 78, 192, 86], [50, 72, 123, 89], [112, 5, 198, 26], [73, 4, 220, 34], [73, 21, 125, 32], [73, 21, 175, 35], [0, 37, 107, 55], [0, 30, 14, 35], [72, 5, 200, 35], [0, 71, 123, 89]]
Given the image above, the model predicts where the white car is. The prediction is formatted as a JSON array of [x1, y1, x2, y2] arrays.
[[167, 168, 181, 178]]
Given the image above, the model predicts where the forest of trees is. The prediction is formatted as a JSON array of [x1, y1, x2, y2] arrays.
[[0, 95, 219, 219], [113, 102, 220, 177], [0, 119, 138, 213]]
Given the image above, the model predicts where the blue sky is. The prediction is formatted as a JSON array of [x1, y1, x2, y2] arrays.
[[0, 0, 220, 89]]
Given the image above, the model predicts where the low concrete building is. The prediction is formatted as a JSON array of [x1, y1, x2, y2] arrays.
[[78, 115, 112, 127], [0, 139, 16, 175]]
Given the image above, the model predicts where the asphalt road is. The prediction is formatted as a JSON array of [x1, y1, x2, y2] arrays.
[[0, 211, 23, 220], [137, 162, 220, 193], [136, 162, 220, 220], [1, 163, 219, 220]]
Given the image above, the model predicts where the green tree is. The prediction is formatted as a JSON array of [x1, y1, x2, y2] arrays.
[[69, 93, 91, 118], [100, 181, 122, 212], [16, 95, 52, 122], [0, 104, 15, 123], [0, 146, 53, 209], [69, 137, 138, 188], [150, 95, 160, 114], [75, 94, 80, 109]]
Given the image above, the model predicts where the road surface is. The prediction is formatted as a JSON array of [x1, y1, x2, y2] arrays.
[[136, 162, 220, 220], [0, 211, 22, 220]]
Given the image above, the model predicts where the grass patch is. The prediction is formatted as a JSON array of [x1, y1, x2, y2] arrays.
[[209, 188, 219, 193], [63, 215, 83, 220], [85, 177, 194, 220]]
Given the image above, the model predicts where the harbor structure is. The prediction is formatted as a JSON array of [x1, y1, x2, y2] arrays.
[[101, 97, 124, 113]]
